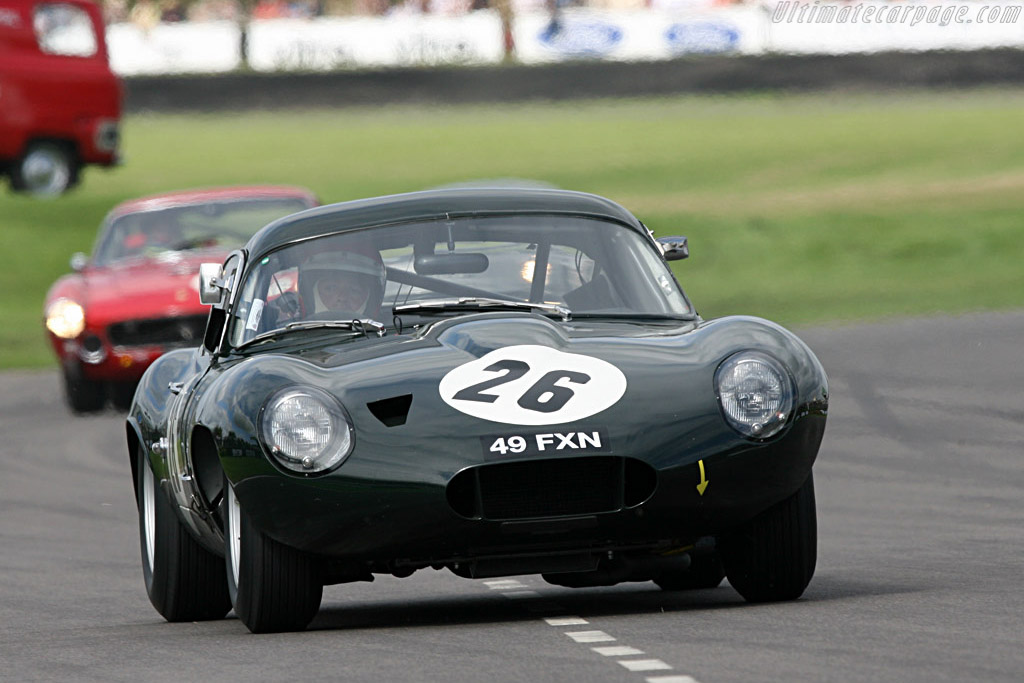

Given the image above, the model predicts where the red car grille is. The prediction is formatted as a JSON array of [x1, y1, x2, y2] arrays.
[[446, 456, 657, 521], [107, 314, 208, 347]]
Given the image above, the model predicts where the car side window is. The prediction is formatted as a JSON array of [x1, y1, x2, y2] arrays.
[[34, 3, 97, 57]]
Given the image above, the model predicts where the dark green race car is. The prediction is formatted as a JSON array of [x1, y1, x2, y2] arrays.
[[127, 187, 828, 633]]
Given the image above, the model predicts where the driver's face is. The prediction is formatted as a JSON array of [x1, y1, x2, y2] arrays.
[[317, 272, 370, 313]]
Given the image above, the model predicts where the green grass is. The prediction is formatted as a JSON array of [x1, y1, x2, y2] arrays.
[[3, 89, 1024, 368]]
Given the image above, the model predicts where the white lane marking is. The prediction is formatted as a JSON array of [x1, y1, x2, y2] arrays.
[[619, 659, 673, 672], [593, 646, 645, 657], [484, 579, 527, 590], [476, 580, 700, 682], [566, 630, 616, 643]]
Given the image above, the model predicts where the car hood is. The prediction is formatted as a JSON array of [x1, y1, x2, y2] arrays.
[[201, 312, 827, 473], [79, 252, 224, 319]]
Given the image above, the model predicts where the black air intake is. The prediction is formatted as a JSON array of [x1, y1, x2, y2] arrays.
[[107, 314, 208, 347], [447, 456, 656, 521]]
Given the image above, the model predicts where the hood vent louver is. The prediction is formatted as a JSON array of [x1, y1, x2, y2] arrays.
[[367, 394, 413, 427]]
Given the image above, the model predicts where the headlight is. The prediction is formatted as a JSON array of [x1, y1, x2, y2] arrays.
[[45, 298, 85, 339], [259, 387, 354, 475], [715, 351, 794, 439]]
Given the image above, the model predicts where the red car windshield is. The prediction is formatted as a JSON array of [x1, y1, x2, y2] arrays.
[[92, 198, 311, 266]]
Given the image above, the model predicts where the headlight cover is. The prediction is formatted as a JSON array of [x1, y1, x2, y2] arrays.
[[715, 351, 794, 439], [259, 387, 354, 475], [45, 298, 86, 339]]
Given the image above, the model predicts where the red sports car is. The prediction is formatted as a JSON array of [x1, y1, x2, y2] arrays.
[[43, 185, 319, 413]]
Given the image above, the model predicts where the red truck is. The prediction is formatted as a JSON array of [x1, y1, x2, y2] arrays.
[[0, 0, 121, 195]]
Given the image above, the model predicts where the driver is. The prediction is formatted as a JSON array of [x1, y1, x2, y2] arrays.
[[301, 248, 386, 320]]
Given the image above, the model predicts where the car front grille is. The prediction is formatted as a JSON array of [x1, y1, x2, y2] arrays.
[[107, 314, 207, 348], [447, 456, 657, 521]]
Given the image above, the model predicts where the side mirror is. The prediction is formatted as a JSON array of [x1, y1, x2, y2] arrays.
[[657, 236, 689, 261], [70, 252, 88, 271], [198, 263, 225, 304]]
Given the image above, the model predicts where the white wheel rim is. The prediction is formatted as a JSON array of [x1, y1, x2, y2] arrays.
[[22, 147, 70, 196], [142, 463, 156, 571], [227, 484, 241, 588]]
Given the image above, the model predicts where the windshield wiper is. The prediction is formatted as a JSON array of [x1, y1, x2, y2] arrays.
[[284, 318, 386, 335], [235, 318, 386, 350], [393, 298, 571, 322]]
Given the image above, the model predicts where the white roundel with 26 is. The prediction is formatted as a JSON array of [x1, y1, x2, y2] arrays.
[[439, 344, 627, 425]]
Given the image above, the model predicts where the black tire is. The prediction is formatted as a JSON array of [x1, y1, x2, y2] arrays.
[[655, 553, 725, 591], [110, 381, 139, 411], [137, 450, 231, 622], [721, 473, 817, 603], [10, 141, 79, 196], [62, 364, 105, 414], [225, 483, 323, 633]]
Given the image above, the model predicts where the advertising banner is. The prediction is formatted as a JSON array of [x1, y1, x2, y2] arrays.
[[246, 12, 505, 71], [105, 3, 1024, 75], [512, 8, 765, 64], [107, 20, 241, 75]]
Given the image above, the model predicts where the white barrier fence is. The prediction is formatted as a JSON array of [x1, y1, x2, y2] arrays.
[[108, 20, 242, 74], [107, 2, 1024, 76]]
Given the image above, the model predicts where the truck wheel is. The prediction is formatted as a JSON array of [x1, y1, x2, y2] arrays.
[[137, 450, 231, 622], [721, 473, 817, 603], [62, 364, 106, 414], [225, 483, 323, 633], [10, 142, 79, 196], [655, 553, 725, 591]]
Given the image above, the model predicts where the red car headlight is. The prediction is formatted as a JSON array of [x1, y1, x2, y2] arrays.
[[45, 298, 86, 339]]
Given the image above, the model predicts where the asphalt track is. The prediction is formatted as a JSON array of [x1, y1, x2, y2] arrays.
[[1, 312, 1021, 682]]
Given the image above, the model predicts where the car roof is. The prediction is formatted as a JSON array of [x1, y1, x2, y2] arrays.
[[246, 187, 647, 260], [107, 185, 319, 218]]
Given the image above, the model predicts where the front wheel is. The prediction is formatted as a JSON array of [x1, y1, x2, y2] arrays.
[[720, 472, 817, 603], [10, 141, 79, 196], [62, 364, 105, 414], [110, 381, 139, 411], [137, 450, 231, 622], [225, 483, 323, 633]]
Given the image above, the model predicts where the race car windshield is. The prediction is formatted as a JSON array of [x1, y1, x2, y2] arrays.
[[92, 198, 313, 266], [228, 215, 694, 348]]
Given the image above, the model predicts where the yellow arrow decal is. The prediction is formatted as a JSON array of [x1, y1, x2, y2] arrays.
[[696, 459, 709, 496]]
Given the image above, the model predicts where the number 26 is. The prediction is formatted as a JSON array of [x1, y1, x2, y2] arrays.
[[453, 360, 591, 413]]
